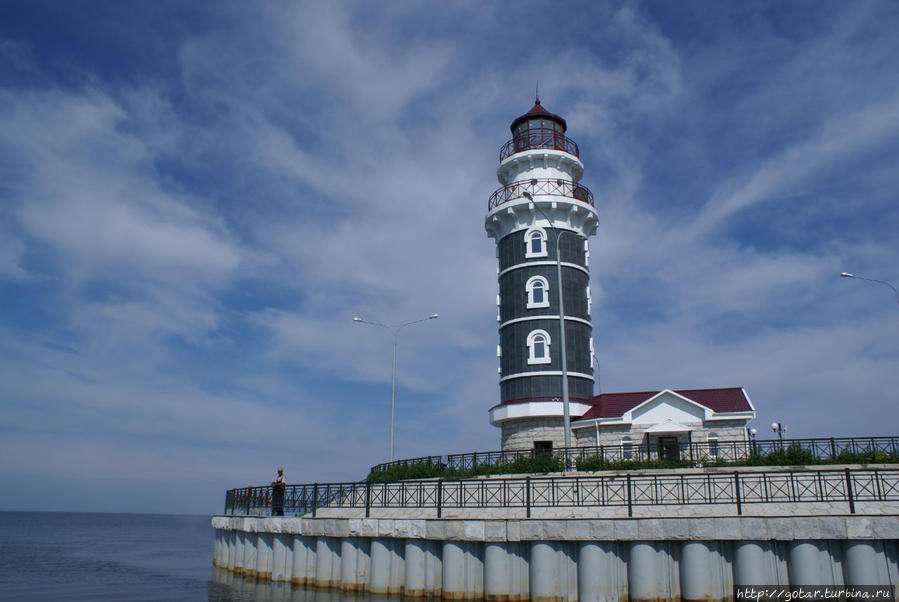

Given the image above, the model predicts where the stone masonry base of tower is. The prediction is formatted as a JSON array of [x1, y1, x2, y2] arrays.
[[212, 514, 899, 601], [501, 417, 565, 451]]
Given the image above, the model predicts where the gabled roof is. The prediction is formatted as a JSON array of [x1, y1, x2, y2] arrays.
[[575, 387, 753, 421]]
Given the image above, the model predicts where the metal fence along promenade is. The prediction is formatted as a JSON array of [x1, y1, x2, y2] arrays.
[[224, 467, 899, 518], [369, 436, 899, 474]]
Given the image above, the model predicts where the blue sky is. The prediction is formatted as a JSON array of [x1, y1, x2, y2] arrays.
[[1, 1, 897, 514]]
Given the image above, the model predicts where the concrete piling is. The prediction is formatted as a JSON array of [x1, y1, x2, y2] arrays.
[[369, 538, 393, 595], [255, 532, 273, 581], [241, 530, 257, 579]]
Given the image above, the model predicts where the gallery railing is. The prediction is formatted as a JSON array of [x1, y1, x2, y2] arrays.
[[369, 436, 899, 474], [488, 178, 594, 211], [223, 467, 899, 518], [499, 129, 580, 161]]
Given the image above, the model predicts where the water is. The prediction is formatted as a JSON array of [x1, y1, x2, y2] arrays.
[[0, 512, 217, 601], [0, 512, 407, 601]]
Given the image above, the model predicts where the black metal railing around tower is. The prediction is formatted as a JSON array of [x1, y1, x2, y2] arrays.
[[368, 436, 899, 475], [500, 129, 580, 161], [488, 178, 594, 211], [223, 467, 899, 518]]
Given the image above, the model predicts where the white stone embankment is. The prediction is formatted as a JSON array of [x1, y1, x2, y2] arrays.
[[212, 514, 899, 543]]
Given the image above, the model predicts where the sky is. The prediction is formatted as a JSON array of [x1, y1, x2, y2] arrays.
[[1, 0, 898, 515]]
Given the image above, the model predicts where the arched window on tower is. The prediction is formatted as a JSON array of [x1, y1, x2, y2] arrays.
[[525, 276, 550, 309], [524, 227, 548, 258], [526, 329, 551, 365]]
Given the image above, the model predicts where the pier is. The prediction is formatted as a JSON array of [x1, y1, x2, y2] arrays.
[[212, 465, 899, 600]]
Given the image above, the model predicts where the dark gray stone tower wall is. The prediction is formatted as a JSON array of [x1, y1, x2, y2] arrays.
[[497, 229, 593, 404]]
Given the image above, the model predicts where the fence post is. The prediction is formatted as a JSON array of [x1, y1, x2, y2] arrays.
[[437, 480, 442, 518], [626, 474, 633, 517], [844, 469, 856, 514], [830, 437, 837, 461], [246, 487, 252, 515], [365, 481, 372, 518], [734, 472, 742, 515], [526, 476, 531, 518]]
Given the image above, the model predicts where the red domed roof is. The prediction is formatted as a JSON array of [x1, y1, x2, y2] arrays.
[[510, 98, 567, 133]]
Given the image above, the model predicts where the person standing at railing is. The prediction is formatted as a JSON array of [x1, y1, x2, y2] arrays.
[[271, 468, 285, 516]]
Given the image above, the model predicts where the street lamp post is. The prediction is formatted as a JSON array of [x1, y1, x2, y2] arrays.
[[771, 422, 786, 452], [523, 191, 573, 468], [353, 313, 439, 462], [840, 272, 899, 304]]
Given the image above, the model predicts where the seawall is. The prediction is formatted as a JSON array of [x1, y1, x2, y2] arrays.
[[211, 513, 899, 600]]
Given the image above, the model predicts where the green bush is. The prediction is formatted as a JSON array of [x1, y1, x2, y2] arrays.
[[760, 444, 819, 466], [575, 454, 692, 472], [365, 453, 565, 483], [834, 449, 899, 464]]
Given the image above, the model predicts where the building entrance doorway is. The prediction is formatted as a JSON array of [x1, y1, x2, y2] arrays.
[[658, 436, 679, 460], [534, 441, 553, 455]]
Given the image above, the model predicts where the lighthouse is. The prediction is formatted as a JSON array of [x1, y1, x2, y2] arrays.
[[485, 96, 600, 452]]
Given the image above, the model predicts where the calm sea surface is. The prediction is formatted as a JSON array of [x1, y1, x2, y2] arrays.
[[0, 511, 373, 601]]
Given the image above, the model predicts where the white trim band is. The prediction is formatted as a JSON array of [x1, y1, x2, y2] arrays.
[[499, 370, 595, 383], [489, 399, 594, 425], [498, 261, 589, 278], [499, 315, 593, 330]]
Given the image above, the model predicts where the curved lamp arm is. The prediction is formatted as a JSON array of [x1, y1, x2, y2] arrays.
[[840, 272, 899, 304]]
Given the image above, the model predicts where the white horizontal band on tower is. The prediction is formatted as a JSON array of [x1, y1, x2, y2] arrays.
[[498, 315, 593, 330], [498, 261, 589, 278], [499, 370, 595, 383], [489, 399, 595, 423]]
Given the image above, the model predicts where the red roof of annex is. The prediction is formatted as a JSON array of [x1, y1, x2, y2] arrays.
[[576, 387, 752, 421]]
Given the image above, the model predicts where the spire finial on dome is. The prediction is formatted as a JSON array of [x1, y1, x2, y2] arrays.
[[535, 82, 540, 105]]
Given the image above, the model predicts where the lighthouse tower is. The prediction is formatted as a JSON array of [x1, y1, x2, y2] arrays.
[[485, 97, 600, 451]]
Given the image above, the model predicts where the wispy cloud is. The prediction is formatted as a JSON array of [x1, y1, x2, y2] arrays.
[[0, 1, 897, 513]]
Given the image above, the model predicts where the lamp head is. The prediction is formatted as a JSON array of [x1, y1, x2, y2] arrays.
[[771, 422, 779, 431], [522, 191, 533, 201], [750, 428, 757, 436]]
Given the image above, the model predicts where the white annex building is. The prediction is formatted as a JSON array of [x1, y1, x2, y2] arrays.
[[484, 98, 756, 452]]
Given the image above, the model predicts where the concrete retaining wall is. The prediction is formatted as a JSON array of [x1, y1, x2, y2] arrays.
[[212, 515, 899, 600]]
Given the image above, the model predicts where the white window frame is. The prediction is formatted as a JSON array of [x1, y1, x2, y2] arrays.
[[526, 329, 551, 365], [525, 275, 550, 309], [621, 436, 634, 460], [708, 433, 719, 458], [524, 227, 548, 258]]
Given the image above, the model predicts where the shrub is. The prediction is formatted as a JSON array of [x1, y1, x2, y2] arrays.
[[576, 454, 692, 472], [365, 453, 565, 483], [835, 449, 899, 464]]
